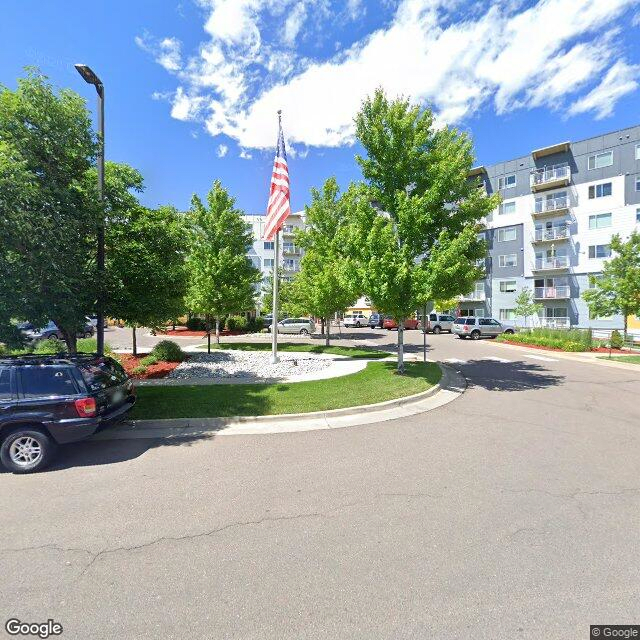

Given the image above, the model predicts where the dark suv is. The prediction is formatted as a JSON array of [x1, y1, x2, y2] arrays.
[[0, 355, 135, 473]]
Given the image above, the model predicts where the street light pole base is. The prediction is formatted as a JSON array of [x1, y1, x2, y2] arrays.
[[271, 355, 279, 364]]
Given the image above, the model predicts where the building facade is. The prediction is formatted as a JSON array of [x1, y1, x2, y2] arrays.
[[466, 124, 640, 328], [243, 211, 306, 298]]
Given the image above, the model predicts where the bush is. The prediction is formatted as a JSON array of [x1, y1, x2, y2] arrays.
[[131, 365, 147, 375], [186, 317, 206, 331], [225, 315, 248, 332], [497, 327, 594, 352], [150, 340, 184, 362], [247, 317, 264, 333], [0, 343, 9, 356], [610, 330, 623, 349], [140, 355, 159, 366], [33, 338, 66, 354]]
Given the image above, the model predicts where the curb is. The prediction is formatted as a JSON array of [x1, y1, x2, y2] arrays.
[[91, 364, 466, 439]]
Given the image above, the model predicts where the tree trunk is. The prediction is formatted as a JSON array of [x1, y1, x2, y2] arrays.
[[325, 315, 331, 347], [59, 326, 77, 356], [624, 314, 628, 345], [320, 317, 325, 336], [397, 319, 405, 374], [132, 326, 137, 357], [215, 317, 220, 344]]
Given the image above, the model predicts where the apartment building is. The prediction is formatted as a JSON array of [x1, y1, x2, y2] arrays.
[[242, 211, 306, 290], [465, 124, 640, 329]]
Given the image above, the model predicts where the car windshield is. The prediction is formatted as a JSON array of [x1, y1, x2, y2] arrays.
[[454, 318, 466, 324], [78, 358, 128, 391]]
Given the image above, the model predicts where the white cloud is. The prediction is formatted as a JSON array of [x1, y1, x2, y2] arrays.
[[139, 0, 640, 149], [135, 34, 182, 71], [346, 0, 365, 19], [568, 60, 640, 119], [239, 149, 253, 159], [217, 143, 228, 157]]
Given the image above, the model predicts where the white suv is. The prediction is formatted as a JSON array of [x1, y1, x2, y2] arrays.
[[343, 313, 368, 328]]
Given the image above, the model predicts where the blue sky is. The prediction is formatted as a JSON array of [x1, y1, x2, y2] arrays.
[[2, 0, 640, 214]]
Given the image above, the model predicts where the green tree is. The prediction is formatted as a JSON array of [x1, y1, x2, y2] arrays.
[[292, 178, 360, 345], [514, 287, 542, 328], [185, 180, 260, 349], [434, 298, 459, 313], [583, 232, 640, 339], [0, 70, 99, 353], [261, 271, 302, 318], [107, 204, 187, 355], [348, 89, 497, 372]]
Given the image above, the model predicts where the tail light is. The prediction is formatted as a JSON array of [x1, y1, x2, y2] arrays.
[[75, 397, 97, 417], [463, 325, 470, 332]]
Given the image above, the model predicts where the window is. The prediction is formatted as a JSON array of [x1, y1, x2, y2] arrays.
[[264, 258, 274, 267], [0, 367, 11, 400], [499, 201, 516, 215], [588, 182, 612, 199], [587, 151, 613, 170], [497, 227, 517, 242], [499, 309, 516, 321], [499, 280, 517, 293], [636, 144, 640, 161], [588, 244, 611, 259], [636, 208, 640, 223], [498, 174, 516, 190], [263, 242, 274, 250], [21, 367, 76, 398], [78, 360, 127, 392], [588, 213, 612, 229], [636, 177, 640, 192], [498, 254, 517, 267]]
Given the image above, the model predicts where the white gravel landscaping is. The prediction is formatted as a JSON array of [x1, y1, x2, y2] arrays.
[[166, 350, 334, 382]]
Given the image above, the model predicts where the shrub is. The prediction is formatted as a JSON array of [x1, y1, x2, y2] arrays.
[[224, 316, 237, 331], [247, 317, 264, 333], [497, 327, 593, 352], [33, 338, 66, 354], [140, 355, 159, 366], [186, 316, 206, 331], [610, 330, 623, 349], [131, 365, 147, 375], [0, 343, 11, 356], [150, 340, 184, 362]]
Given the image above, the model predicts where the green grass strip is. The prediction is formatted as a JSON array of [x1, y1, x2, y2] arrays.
[[597, 355, 640, 364], [130, 361, 441, 419], [196, 341, 389, 359]]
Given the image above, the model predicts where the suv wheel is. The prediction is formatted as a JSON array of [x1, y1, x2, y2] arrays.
[[1, 428, 57, 474], [299, 328, 309, 335], [433, 326, 442, 335], [355, 321, 361, 328], [470, 330, 481, 340], [503, 329, 515, 335]]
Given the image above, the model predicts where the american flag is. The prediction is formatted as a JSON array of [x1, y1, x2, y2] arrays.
[[263, 115, 290, 240]]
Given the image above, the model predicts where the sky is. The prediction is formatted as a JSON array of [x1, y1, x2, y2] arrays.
[[2, 0, 640, 214]]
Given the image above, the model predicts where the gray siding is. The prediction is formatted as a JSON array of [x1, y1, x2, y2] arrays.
[[486, 223, 524, 278]]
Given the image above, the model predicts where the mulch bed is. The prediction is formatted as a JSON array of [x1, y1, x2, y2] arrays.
[[117, 354, 184, 380], [500, 339, 639, 355]]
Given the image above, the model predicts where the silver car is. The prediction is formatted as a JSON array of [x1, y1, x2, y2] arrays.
[[452, 317, 516, 340], [423, 313, 455, 334], [274, 318, 316, 335]]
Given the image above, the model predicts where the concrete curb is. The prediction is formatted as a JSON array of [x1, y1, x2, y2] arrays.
[[91, 364, 466, 439]]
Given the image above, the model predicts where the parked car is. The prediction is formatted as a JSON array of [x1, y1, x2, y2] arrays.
[[273, 318, 316, 335], [0, 355, 136, 473], [343, 313, 368, 328], [368, 312, 384, 329], [383, 316, 420, 330], [452, 317, 516, 340], [19, 321, 94, 344], [422, 313, 455, 334], [86, 315, 108, 329]]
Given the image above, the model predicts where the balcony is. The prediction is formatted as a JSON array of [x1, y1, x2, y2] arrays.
[[537, 317, 570, 329], [282, 225, 297, 236], [530, 163, 571, 192], [282, 246, 301, 255], [534, 285, 570, 299], [459, 291, 486, 302], [531, 195, 570, 218], [532, 256, 570, 272], [532, 227, 570, 243]]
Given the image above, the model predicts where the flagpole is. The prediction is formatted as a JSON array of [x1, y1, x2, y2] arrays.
[[271, 109, 283, 365], [271, 228, 280, 364]]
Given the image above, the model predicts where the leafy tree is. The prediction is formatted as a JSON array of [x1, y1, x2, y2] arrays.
[[583, 231, 640, 339], [185, 180, 260, 349], [0, 69, 99, 354], [348, 89, 497, 372], [260, 269, 302, 318], [107, 202, 188, 355], [292, 178, 360, 345], [434, 298, 459, 313], [514, 287, 542, 327]]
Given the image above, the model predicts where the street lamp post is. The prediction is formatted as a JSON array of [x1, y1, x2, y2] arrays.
[[75, 64, 105, 356]]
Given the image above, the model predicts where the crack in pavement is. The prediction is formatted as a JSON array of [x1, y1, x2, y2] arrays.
[[1, 491, 443, 577]]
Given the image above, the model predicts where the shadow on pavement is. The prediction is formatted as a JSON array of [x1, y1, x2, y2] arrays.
[[460, 359, 564, 392]]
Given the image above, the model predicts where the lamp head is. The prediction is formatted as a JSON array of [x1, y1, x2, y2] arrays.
[[74, 64, 102, 87]]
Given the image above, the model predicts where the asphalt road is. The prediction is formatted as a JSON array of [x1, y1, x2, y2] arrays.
[[1, 329, 639, 640]]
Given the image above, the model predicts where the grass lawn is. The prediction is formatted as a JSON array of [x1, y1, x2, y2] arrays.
[[196, 341, 389, 359], [130, 361, 441, 419], [597, 355, 640, 364]]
